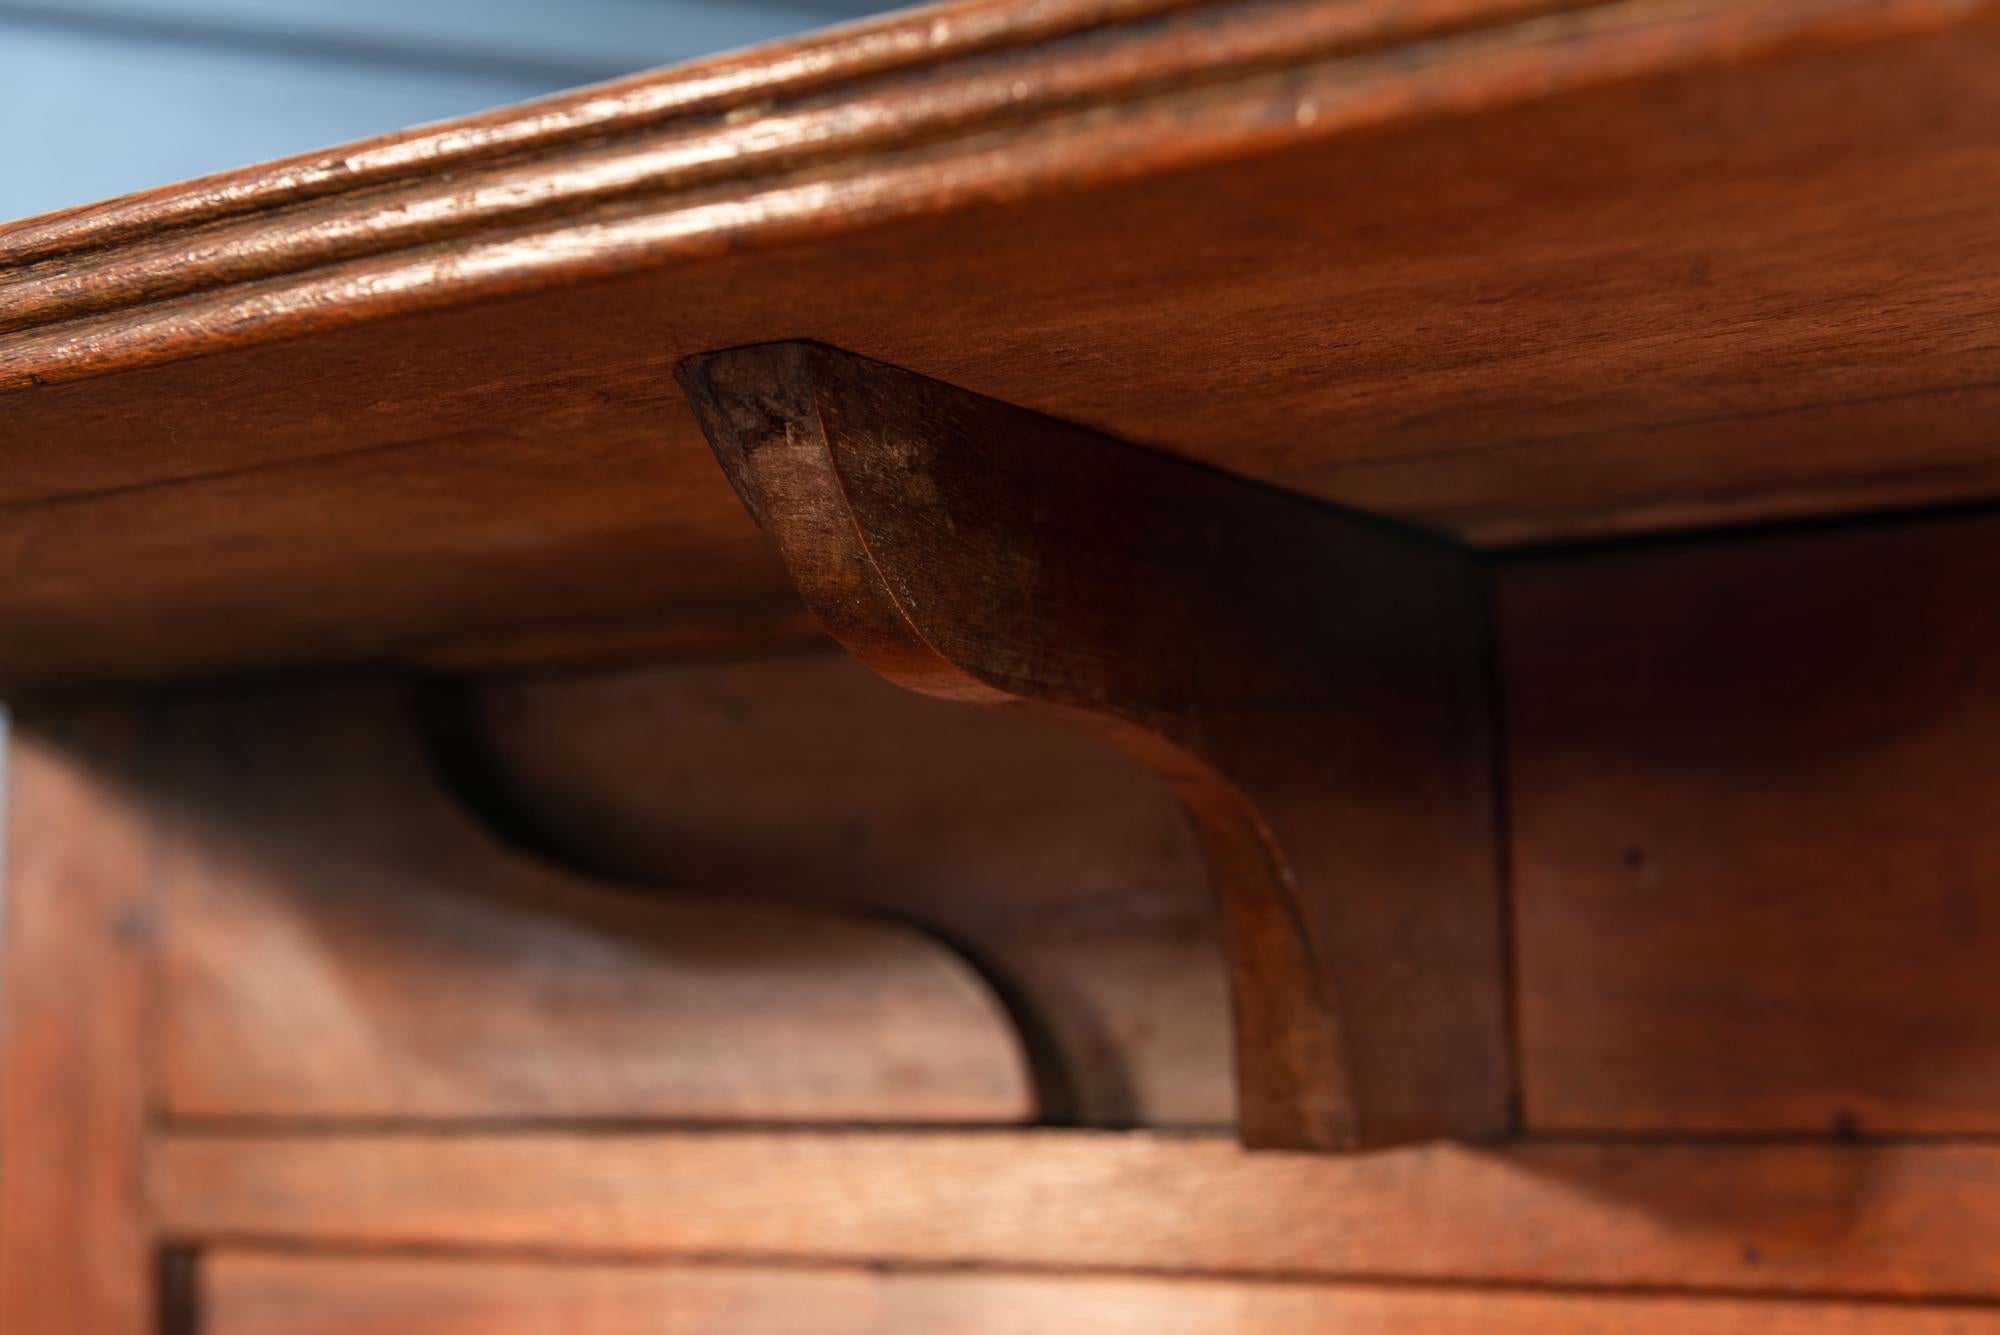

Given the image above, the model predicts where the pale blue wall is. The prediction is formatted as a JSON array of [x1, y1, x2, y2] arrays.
[[0, 0, 898, 223]]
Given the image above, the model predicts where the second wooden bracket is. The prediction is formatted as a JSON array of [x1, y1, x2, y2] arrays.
[[680, 342, 1510, 1151]]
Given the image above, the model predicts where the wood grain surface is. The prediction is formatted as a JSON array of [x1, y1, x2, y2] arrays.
[[3, 0, 2000, 680], [473, 649, 1232, 1128], [684, 342, 1507, 1150], [199, 1254, 2000, 1334], [0, 0, 1786, 350], [152, 1129, 2000, 1300], [150, 682, 1033, 1123], [0, 712, 160, 1334], [1505, 507, 2000, 1134]]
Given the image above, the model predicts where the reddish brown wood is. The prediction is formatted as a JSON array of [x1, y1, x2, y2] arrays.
[[1504, 509, 2000, 1134], [479, 526, 2000, 1141], [14, 0, 2000, 1315], [0, 0, 1577, 340], [200, 1253, 2000, 1334], [3, 2, 2000, 681], [150, 1129, 2000, 1300], [680, 342, 1507, 1150], [201, 1255, 888, 1335], [0, 712, 159, 1334], [150, 683, 1032, 1123], [414, 598, 826, 672], [473, 649, 1231, 1127], [0, 0, 1198, 271]]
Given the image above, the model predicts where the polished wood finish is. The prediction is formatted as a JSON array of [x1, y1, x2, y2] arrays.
[[13, 0, 2000, 1324], [473, 649, 1230, 1127], [153, 684, 1032, 1124], [5, 0, 2000, 681], [0, 674, 1039, 1325], [0, 712, 159, 1335], [1505, 508, 2000, 1134], [479, 526, 2000, 1142], [201, 1254, 2000, 1334], [150, 1128, 2000, 1300], [682, 341, 1507, 1150]]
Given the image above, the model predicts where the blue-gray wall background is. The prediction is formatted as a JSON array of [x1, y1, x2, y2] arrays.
[[2, 0, 899, 224]]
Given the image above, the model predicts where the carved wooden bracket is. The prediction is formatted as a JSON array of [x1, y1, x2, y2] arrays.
[[679, 342, 1510, 1150]]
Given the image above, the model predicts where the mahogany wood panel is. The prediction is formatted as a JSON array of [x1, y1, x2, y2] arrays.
[[5, 1, 2000, 680], [474, 649, 1231, 1127], [152, 1129, 2000, 1301], [0, 712, 159, 1334], [199, 1254, 2000, 1334], [1505, 509, 2000, 1134], [683, 342, 1506, 1150], [149, 682, 1032, 1123]]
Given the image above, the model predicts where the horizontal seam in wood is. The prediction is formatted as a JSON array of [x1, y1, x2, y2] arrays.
[[144, 1233, 2000, 1311]]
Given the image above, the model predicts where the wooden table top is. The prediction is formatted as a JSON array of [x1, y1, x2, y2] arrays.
[[2, 0, 1997, 684]]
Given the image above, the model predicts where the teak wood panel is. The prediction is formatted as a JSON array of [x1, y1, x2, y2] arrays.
[[684, 341, 1508, 1150], [4, 1, 2000, 681], [1504, 508, 2000, 1134], [151, 1129, 2000, 1301], [147, 683, 1033, 1123], [473, 649, 1232, 1127], [198, 1254, 2000, 1334]]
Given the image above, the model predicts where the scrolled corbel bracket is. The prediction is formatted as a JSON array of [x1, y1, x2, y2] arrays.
[[678, 342, 1510, 1151]]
